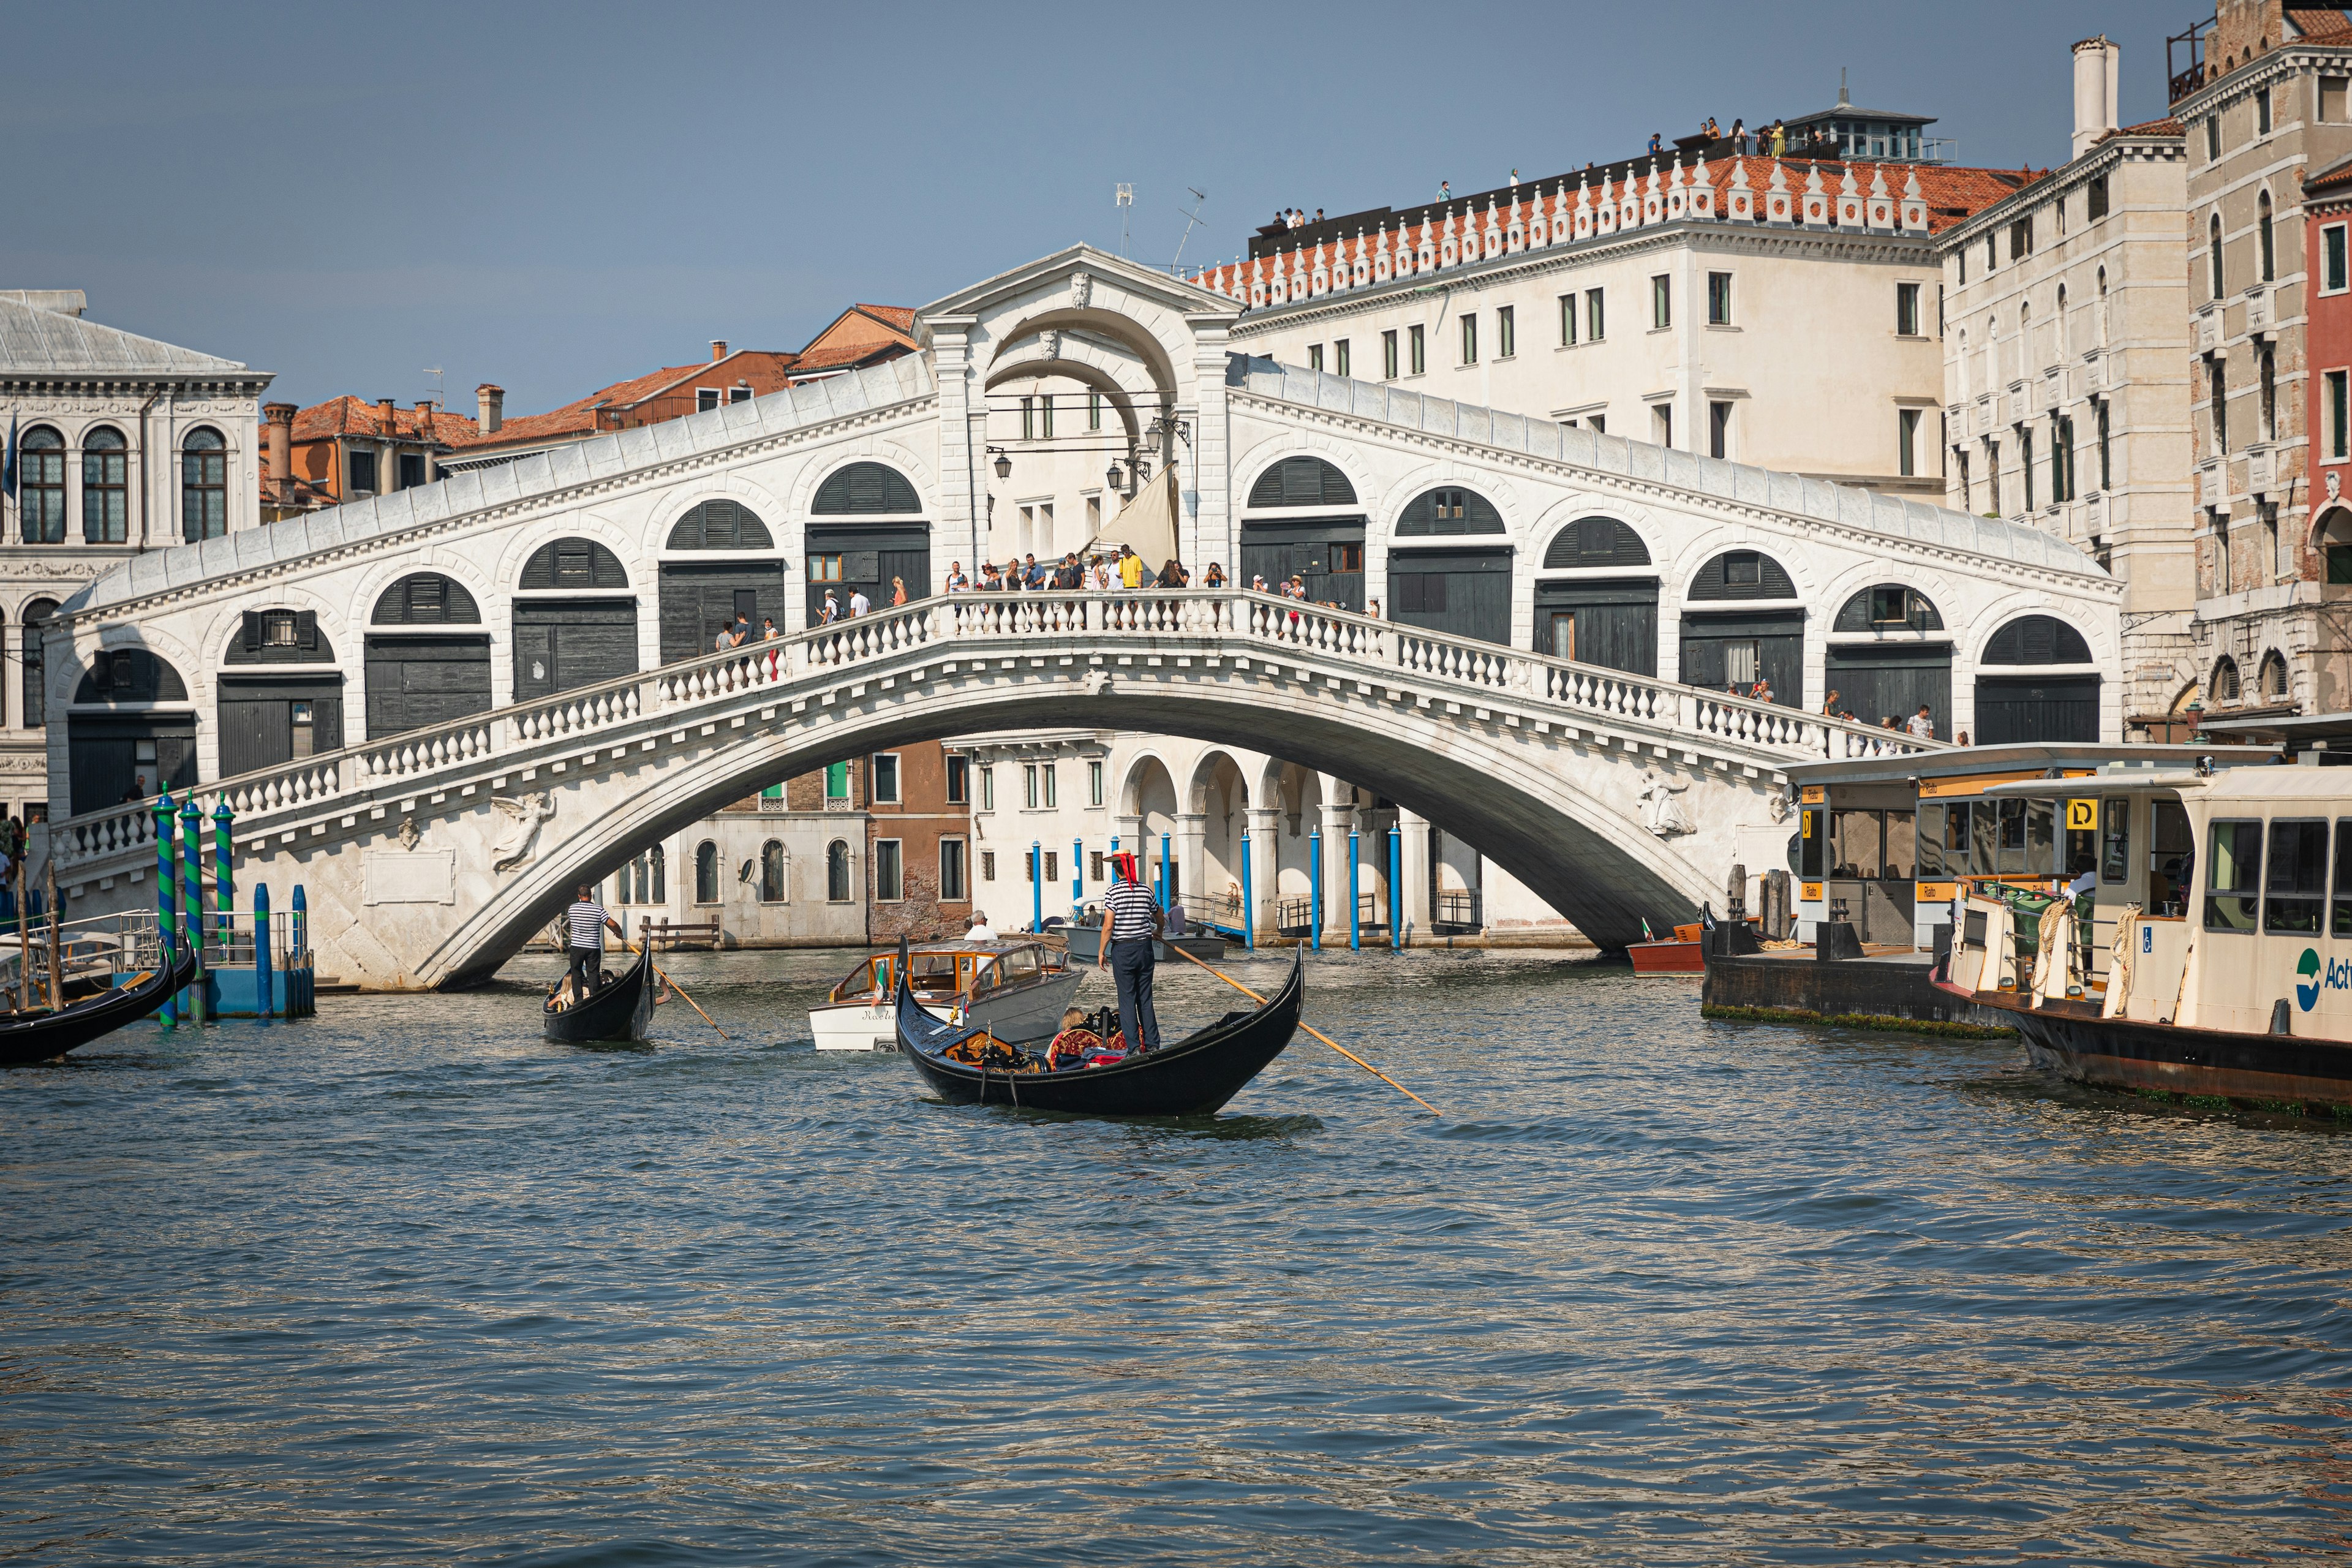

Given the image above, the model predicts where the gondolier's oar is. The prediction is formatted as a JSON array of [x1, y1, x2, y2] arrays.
[[1168, 944, 1440, 1117], [628, 939, 728, 1040]]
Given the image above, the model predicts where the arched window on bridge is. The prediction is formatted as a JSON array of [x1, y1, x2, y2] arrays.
[[809, 462, 926, 628], [220, 611, 344, 778], [1681, 550, 1801, 705], [662, 500, 785, 662], [826, 839, 853, 903], [1976, 614, 2100, 744], [181, 428, 227, 542], [1390, 486, 1510, 645], [695, 840, 720, 905], [1534, 517, 1656, 674], [514, 538, 636, 702], [367, 573, 491, 740], [1826, 584, 1951, 738], [20, 598, 55, 733], [1243, 458, 1365, 612], [67, 647, 195, 815], [761, 840, 788, 902]]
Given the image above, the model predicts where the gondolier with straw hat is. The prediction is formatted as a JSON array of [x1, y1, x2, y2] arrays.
[[1099, 851, 1163, 1054]]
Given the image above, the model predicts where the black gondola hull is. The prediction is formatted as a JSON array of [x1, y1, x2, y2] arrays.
[[894, 946, 1303, 1117], [0, 947, 203, 1068], [543, 948, 656, 1044]]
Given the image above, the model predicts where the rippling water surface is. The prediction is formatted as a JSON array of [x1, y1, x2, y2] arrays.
[[6, 948, 2352, 1565]]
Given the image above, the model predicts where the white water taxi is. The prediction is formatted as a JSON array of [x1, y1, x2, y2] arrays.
[[809, 939, 1082, 1052]]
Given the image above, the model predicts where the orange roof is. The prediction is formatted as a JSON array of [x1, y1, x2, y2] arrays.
[[1202, 157, 2041, 303], [2111, 116, 2185, 138], [442, 349, 801, 451], [288, 395, 477, 445], [857, 304, 917, 333]]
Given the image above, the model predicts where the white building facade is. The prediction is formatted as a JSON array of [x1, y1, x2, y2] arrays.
[[0, 289, 270, 821]]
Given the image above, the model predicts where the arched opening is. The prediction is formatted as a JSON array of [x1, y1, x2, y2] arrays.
[[221, 611, 343, 776], [20, 598, 55, 733], [1189, 750, 1251, 933], [2260, 189, 2275, 282], [81, 427, 127, 543], [614, 843, 666, 907], [514, 538, 636, 701], [1535, 516, 1656, 673], [18, 427, 64, 543], [368, 573, 492, 739], [1242, 458, 1366, 612], [2211, 655, 2242, 705], [1123, 755, 1182, 905], [826, 839, 853, 903], [1976, 615, 2100, 742], [1827, 584, 1951, 736], [760, 839, 788, 902], [662, 499, 786, 660], [695, 840, 720, 905], [2210, 211, 2225, 301], [1681, 549, 1801, 704], [807, 462, 927, 626], [182, 427, 227, 541], [2319, 507, 2352, 584], [1389, 486, 1510, 644], [2259, 649, 2291, 703], [67, 648, 195, 814]]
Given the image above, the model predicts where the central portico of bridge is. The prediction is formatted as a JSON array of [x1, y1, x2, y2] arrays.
[[34, 246, 2114, 987]]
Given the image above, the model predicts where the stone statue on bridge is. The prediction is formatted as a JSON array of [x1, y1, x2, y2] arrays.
[[490, 793, 559, 873], [1637, 771, 1694, 838]]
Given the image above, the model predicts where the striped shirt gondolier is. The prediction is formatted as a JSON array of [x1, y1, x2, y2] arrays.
[[1106, 879, 1160, 942], [568, 899, 610, 948]]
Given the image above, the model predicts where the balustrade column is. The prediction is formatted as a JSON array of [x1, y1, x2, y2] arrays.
[[1397, 808, 1433, 942]]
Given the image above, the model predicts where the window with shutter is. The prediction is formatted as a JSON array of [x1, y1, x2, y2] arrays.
[[519, 538, 628, 589], [1982, 614, 2092, 665], [1540, 518, 1652, 570], [811, 462, 921, 514]]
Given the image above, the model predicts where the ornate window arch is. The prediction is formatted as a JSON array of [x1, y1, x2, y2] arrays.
[[81, 427, 127, 543], [826, 839, 853, 902], [1247, 456, 1357, 508], [1395, 486, 1506, 535], [2260, 649, 2290, 701], [2212, 654, 2242, 704], [182, 427, 227, 541], [761, 839, 788, 902], [695, 840, 720, 904], [1833, 584, 1944, 632], [18, 426, 64, 543]]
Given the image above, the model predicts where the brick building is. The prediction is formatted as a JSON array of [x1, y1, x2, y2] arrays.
[[260, 395, 475, 521]]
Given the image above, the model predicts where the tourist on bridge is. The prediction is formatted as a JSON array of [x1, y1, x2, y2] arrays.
[[850, 587, 873, 617], [1203, 562, 1226, 588], [891, 576, 908, 607], [1091, 556, 1113, 590], [979, 562, 1003, 592], [1098, 852, 1163, 1054], [563, 883, 625, 1003], [1156, 557, 1188, 588], [946, 561, 970, 592], [818, 590, 840, 625], [1907, 704, 1936, 740], [1117, 546, 1148, 589]]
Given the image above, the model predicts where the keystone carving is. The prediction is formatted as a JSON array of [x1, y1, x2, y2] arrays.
[[489, 793, 557, 873], [397, 816, 421, 851], [1069, 272, 1091, 309]]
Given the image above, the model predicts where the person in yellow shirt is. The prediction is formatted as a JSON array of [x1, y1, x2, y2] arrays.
[[1117, 546, 1148, 589]]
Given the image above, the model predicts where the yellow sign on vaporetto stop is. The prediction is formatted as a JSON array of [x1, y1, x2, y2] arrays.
[[2066, 799, 2098, 832]]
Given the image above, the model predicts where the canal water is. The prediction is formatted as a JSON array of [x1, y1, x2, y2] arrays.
[[4, 949, 2350, 1565]]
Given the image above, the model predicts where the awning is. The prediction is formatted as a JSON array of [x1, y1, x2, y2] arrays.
[[1086, 465, 1178, 567]]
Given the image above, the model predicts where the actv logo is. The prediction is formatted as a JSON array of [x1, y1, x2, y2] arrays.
[[2296, 949, 2352, 1011]]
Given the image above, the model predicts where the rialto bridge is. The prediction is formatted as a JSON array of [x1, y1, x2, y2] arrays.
[[29, 247, 2119, 987]]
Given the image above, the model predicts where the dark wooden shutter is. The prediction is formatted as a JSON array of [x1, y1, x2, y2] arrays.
[[241, 611, 262, 652], [295, 610, 318, 652], [1687, 551, 1798, 600], [812, 462, 920, 514], [366, 635, 493, 738], [1542, 518, 1651, 569]]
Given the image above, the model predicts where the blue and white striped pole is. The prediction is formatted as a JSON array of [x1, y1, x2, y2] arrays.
[[1349, 827, 1361, 951], [1240, 829, 1254, 951], [1308, 826, 1322, 952], [1071, 836, 1082, 917], [1389, 826, 1403, 950]]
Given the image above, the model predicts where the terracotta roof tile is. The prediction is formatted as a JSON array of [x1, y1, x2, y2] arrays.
[[856, 304, 918, 333], [288, 394, 477, 445], [2112, 116, 2185, 137]]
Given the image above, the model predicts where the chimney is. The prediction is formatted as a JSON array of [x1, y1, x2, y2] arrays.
[[415, 399, 435, 437], [262, 402, 295, 496], [711, 339, 728, 361], [2071, 35, 2121, 160], [477, 383, 503, 435], [377, 396, 397, 435]]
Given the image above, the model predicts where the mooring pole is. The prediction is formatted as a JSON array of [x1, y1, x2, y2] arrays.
[[1159, 832, 1171, 913], [1308, 826, 1322, 952], [181, 796, 206, 1025], [1071, 836, 1082, 918], [254, 881, 274, 1023], [1030, 841, 1042, 933], [45, 855, 61, 1012], [1240, 829, 1254, 951], [1389, 826, 1403, 951], [1349, 826, 1361, 951], [154, 792, 177, 1028]]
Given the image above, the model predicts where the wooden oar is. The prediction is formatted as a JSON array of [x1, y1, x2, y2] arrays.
[[627, 932, 728, 1040], [1167, 943, 1440, 1117]]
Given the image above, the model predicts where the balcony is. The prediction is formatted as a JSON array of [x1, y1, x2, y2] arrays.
[[2196, 306, 2220, 353], [2248, 444, 2275, 496], [2247, 284, 2273, 336]]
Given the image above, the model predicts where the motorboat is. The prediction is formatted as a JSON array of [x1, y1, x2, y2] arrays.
[[810, 938, 1080, 1052], [1932, 755, 2352, 1111], [1060, 919, 1227, 964]]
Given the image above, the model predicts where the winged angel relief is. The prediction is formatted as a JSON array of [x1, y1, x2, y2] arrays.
[[490, 793, 558, 873]]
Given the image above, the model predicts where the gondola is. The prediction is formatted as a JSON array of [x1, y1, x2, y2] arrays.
[[0, 945, 202, 1068], [543, 945, 656, 1044], [894, 940, 1304, 1117]]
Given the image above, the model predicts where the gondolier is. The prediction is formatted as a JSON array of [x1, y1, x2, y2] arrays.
[[563, 883, 624, 1001], [1098, 852, 1163, 1054]]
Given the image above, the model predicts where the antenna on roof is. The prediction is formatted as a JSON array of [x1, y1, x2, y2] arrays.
[[1171, 187, 1208, 273], [1115, 183, 1134, 257], [423, 366, 445, 410]]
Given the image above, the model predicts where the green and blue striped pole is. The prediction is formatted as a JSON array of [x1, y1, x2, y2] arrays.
[[153, 792, 176, 1028], [181, 796, 205, 1025]]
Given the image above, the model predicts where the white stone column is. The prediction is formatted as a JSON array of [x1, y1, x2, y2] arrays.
[[929, 315, 982, 581], [1172, 810, 1207, 920], [1318, 785, 1357, 944], [1189, 313, 1237, 573], [1245, 805, 1281, 939], [1114, 813, 1147, 885], [1398, 808, 1433, 941]]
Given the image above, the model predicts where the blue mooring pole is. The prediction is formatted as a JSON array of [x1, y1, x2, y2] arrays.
[[1349, 827, 1361, 951], [291, 883, 307, 963], [253, 881, 273, 1023], [1240, 829, 1254, 951], [1308, 826, 1322, 952], [153, 792, 176, 1028], [1030, 841, 1042, 933], [1071, 836, 1082, 918], [1159, 832, 1171, 913], [1389, 826, 1403, 950], [181, 796, 205, 1025]]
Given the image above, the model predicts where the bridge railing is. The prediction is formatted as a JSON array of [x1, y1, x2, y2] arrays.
[[50, 589, 1935, 876]]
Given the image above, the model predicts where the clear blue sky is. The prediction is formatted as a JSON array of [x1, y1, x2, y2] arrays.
[[0, 0, 2174, 418]]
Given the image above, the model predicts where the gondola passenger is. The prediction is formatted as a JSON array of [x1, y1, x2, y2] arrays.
[[1046, 1007, 1101, 1070]]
